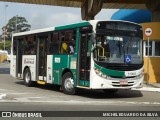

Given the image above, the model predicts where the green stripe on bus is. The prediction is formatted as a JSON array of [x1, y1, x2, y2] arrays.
[[55, 22, 90, 30], [94, 63, 125, 77]]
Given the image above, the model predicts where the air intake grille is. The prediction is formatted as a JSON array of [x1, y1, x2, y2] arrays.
[[112, 81, 134, 87], [95, 62, 143, 71], [106, 64, 142, 71]]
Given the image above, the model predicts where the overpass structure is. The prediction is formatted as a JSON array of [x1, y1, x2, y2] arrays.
[[0, 0, 159, 21]]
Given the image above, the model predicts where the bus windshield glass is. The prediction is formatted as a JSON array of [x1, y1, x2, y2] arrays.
[[93, 21, 143, 64]]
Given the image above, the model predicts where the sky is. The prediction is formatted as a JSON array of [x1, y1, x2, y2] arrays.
[[0, 2, 118, 34]]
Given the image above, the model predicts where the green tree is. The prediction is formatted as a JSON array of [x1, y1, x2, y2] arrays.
[[1, 15, 31, 40], [0, 40, 11, 51]]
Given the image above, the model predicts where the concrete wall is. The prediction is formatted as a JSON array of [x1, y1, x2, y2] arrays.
[[0, 54, 7, 62], [144, 58, 160, 83]]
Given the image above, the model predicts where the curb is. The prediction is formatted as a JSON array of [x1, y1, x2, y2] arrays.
[[144, 84, 160, 88], [133, 87, 160, 92], [0, 94, 6, 100]]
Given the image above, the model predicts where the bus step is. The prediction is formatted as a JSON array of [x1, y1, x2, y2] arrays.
[[37, 80, 46, 85], [16, 77, 23, 80], [77, 86, 90, 89]]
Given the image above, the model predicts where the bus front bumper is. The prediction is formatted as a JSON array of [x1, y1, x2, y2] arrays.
[[90, 75, 144, 89]]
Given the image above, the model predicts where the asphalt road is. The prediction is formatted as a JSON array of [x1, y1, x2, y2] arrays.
[[0, 62, 160, 120]]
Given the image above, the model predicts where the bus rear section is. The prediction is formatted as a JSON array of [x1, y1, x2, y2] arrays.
[[10, 23, 93, 95]]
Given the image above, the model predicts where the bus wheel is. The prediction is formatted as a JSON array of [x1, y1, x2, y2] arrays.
[[62, 72, 76, 95], [103, 89, 118, 95], [24, 68, 34, 87]]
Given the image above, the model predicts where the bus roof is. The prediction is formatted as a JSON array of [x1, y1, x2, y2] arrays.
[[13, 21, 91, 37], [13, 27, 55, 37], [12, 20, 140, 37]]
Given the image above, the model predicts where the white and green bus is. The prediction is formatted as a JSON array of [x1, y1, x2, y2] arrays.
[[10, 20, 144, 95]]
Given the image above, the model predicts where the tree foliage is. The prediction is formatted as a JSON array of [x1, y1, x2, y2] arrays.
[[0, 40, 11, 50], [1, 15, 31, 40], [7, 16, 31, 33]]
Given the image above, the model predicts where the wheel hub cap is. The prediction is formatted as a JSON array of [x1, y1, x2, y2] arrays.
[[64, 77, 74, 91]]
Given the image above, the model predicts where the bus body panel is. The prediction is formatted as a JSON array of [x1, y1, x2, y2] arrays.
[[46, 55, 53, 84], [90, 71, 143, 89], [52, 55, 70, 85], [125, 69, 143, 77], [22, 55, 36, 81], [10, 55, 16, 78], [52, 55, 77, 85]]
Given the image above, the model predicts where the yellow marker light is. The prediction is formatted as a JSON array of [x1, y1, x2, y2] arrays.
[[37, 80, 46, 85]]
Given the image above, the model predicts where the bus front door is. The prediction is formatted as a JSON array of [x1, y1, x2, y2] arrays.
[[16, 38, 23, 78], [78, 31, 91, 87], [37, 36, 48, 81]]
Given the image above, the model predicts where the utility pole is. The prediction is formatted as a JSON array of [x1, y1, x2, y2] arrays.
[[3, 5, 8, 54], [15, 15, 18, 33]]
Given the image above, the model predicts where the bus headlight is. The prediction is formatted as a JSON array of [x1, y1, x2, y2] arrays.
[[136, 73, 143, 79], [94, 68, 110, 79]]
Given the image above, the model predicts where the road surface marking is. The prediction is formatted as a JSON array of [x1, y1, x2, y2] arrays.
[[0, 94, 6, 100], [1, 99, 160, 106]]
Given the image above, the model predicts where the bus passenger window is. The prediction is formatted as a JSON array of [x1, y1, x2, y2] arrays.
[[68, 31, 76, 54], [60, 32, 68, 54], [62, 30, 76, 54], [61, 41, 68, 54], [24, 35, 36, 55], [60, 30, 76, 54], [49, 32, 59, 54], [68, 38, 75, 54]]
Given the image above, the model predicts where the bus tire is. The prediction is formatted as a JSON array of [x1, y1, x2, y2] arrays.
[[62, 72, 76, 95], [24, 68, 34, 87], [103, 89, 118, 95]]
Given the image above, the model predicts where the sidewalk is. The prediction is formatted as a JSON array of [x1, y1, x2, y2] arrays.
[[133, 82, 160, 92], [143, 82, 160, 88], [0, 94, 6, 100]]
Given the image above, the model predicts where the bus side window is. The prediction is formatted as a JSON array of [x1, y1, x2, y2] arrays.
[[24, 35, 36, 55], [60, 29, 76, 54], [49, 32, 59, 54], [68, 30, 76, 54], [60, 31, 68, 54]]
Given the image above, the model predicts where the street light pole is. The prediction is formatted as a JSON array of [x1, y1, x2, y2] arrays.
[[15, 15, 18, 33], [4, 5, 8, 54]]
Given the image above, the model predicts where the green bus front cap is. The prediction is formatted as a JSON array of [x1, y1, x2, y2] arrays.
[[55, 22, 90, 30], [94, 63, 125, 77]]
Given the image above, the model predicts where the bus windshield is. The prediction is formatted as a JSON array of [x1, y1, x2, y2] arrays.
[[93, 22, 143, 64]]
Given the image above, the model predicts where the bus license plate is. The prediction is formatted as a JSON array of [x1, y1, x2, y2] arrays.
[[120, 80, 128, 85]]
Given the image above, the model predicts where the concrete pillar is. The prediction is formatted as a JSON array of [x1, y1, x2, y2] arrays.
[[81, 0, 103, 20], [152, 11, 160, 22], [146, 0, 160, 22]]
